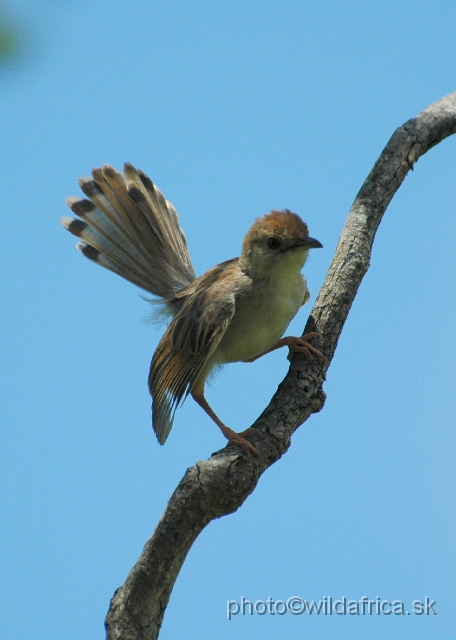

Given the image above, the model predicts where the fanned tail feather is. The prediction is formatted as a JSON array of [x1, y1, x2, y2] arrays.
[[61, 163, 196, 299]]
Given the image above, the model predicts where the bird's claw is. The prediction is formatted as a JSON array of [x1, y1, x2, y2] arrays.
[[286, 333, 327, 362], [222, 425, 262, 457]]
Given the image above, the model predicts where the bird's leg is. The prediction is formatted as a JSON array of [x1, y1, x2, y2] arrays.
[[191, 388, 260, 457], [245, 333, 327, 363]]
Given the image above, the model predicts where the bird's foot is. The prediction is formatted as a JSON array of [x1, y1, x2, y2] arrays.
[[285, 333, 327, 362], [220, 425, 261, 457], [238, 427, 261, 438]]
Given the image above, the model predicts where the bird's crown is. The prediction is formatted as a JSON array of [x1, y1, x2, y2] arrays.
[[243, 209, 310, 250]]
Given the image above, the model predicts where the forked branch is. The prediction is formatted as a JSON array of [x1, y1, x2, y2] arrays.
[[105, 92, 456, 640]]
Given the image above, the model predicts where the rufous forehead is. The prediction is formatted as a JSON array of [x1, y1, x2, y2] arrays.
[[246, 209, 309, 241]]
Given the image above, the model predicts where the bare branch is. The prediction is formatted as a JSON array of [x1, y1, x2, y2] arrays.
[[105, 92, 456, 640]]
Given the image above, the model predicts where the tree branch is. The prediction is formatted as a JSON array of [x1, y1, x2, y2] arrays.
[[105, 92, 456, 640]]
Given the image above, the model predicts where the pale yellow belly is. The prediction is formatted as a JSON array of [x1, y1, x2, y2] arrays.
[[213, 273, 307, 364]]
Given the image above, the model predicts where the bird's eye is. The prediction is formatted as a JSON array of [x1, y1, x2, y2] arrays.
[[267, 237, 281, 250]]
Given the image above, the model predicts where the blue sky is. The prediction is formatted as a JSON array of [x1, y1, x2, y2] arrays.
[[0, 1, 455, 638]]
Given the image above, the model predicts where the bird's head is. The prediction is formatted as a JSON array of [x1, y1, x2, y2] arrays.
[[240, 209, 322, 276]]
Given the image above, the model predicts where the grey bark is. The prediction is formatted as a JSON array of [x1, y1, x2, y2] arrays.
[[105, 92, 456, 640]]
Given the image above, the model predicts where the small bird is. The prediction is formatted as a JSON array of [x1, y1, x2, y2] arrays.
[[61, 163, 323, 455]]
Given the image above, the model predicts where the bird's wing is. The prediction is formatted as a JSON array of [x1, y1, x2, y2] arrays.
[[149, 260, 240, 444], [61, 163, 196, 298]]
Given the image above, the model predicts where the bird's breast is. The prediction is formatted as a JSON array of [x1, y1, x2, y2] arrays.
[[213, 267, 308, 364]]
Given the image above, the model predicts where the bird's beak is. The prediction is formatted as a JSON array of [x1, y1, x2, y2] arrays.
[[293, 237, 323, 250]]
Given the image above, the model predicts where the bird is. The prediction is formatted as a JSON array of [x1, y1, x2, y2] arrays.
[[61, 163, 323, 456]]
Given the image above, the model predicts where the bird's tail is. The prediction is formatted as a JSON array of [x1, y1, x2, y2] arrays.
[[61, 163, 196, 300]]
